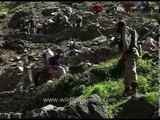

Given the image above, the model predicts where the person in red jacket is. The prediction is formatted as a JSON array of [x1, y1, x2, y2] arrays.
[[91, 2, 103, 14]]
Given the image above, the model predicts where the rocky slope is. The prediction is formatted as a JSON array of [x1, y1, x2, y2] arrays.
[[0, 1, 159, 119]]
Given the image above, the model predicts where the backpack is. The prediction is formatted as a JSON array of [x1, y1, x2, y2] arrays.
[[128, 27, 142, 57]]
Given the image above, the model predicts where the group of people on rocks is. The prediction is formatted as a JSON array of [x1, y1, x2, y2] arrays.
[[15, 2, 155, 35], [17, 5, 85, 35], [14, 2, 159, 96]]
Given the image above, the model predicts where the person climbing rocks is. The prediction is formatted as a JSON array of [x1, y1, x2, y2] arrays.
[[59, 14, 72, 30], [116, 21, 140, 95], [91, 2, 103, 15], [53, 13, 62, 33], [43, 48, 66, 77], [64, 6, 73, 18], [42, 19, 48, 34], [28, 16, 36, 34], [22, 16, 31, 34], [75, 15, 83, 27], [68, 39, 81, 56], [43, 48, 55, 66]]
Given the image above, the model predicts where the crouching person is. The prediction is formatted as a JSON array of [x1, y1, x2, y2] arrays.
[[68, 39, 81, 56], [43, 48, 67, 77]]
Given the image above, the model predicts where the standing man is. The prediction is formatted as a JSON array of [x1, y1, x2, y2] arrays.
[[116, 21, 140, 95]]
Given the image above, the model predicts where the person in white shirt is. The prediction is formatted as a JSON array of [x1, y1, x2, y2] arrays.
[[42, 48, 54, 66], [43, 48, 67, 77]]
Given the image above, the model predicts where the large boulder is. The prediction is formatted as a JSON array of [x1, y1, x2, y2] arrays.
[[2, 38, 26, 54], [0, 112, 23, 119], [23, 94, 107, 119], [24, 104, 65, 118], [0, 66, 24, 92], [8, 11, 29, 29], [64, 94, 107, 119], [0, 113, 11, 119], [115, 97, 155, 119]]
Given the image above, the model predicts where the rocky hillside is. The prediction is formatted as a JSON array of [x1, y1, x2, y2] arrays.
[[0, 1, 159, 119]]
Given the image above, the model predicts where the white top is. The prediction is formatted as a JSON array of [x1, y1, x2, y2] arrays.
[[44, 49, 54, 60]]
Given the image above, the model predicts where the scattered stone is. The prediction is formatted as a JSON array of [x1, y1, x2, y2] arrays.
[[11, 113, 23, 119], [8, 10, 29, 29], [15, 56, 21, 61], [0, 113, 11, 119], [41, 7, 59, 16], [0, 12, 7, 19], [116, 97, 155, 119], [0, 57, 4, 63]]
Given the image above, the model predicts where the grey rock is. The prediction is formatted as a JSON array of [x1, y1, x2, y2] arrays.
[[11, 113, 23, 119], [22, 94, 107, 119], [64, 94, 107, 119], [41, 7, 59, 16], [8, 10, 29, 29], [152, 110, 159, 118], [0, 57, 4, 63], [115, 97, 155, 119], [24, 104, 64, 119], [0, 113, 11, 119]]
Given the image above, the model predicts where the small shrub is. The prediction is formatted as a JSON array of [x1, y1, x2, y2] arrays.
[[37, 74, 80, 98], [0, 2, 9, 12], [82, 80, 124, 99], [143, 91, 158, 108], [138, 75, 151, 94], [138, 72, 158, 94], [137, 59, 153, 75], [90, 59, 124, 81], [105, 99, 128, 118]]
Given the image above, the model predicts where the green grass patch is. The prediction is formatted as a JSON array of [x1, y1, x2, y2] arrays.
[[0, 2, 9, 12], [143, 91, 158, 108], [137, 59, 158, 94], [90, 59, 123, 81], [37, 74, 80, 98], [81, 80, 124, 99], [137, 59, 154, 76], [104, 99, 129, 118], [90, 58, 156, 82], [138, 74, 158, 94], [82, 58, 158, 118]]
